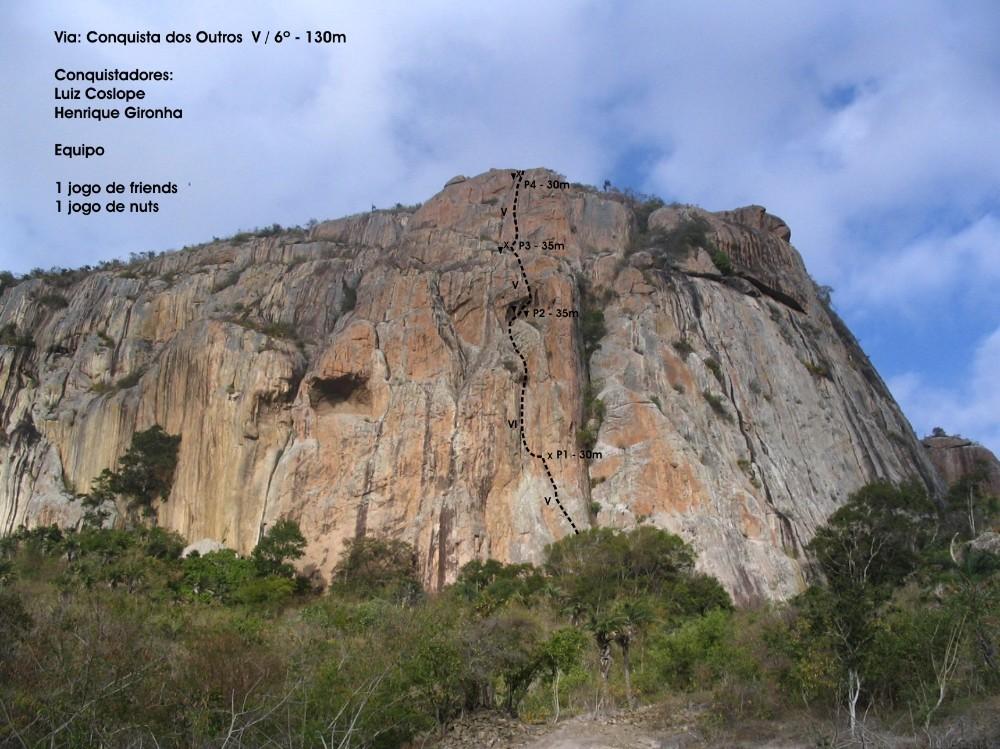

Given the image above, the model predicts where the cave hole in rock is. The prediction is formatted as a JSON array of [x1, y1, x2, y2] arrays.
[[309, 373, 371, 414]]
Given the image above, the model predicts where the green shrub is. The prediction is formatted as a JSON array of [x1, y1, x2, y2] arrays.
[[641, 215, 714, 267], [0, 323, 34, 348], [341, 282, 357, 313], [582, 381, 605, 423], [333, 536, 422, 603], [702, 390, 730, 420], [672, 338, 694, 356], [179, 549, 256, 602], [260, 321, 297, 340], [453, 559, 546, 615], [38, 292, 69, 309], [579, 309, 606, 357], [642, 609, 752, 692], [230, 576, 296, 606], [0, 270, 17, 294], [633, 196, 665, 234], [251, 519, 306, 578], [576, 426, 598, 452], [710, 248, 733, 275], [704, 357, 724, 384], [802, 358, 832, 380]]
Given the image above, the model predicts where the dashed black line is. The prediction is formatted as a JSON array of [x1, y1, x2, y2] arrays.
[[502, 172, 579, 534]]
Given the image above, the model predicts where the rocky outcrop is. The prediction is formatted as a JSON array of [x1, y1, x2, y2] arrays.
[[923, 434, 1000, 497], [0, 168, 944, 602]]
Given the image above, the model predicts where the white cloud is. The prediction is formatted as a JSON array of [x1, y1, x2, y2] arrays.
[[1, 0, 999, 448], [840, 214, 1000, 315], [889, 325, 1000, 455], [4, 0, 998, 280]]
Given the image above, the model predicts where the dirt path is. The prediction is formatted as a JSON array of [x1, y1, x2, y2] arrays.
[[519, 716, 672, 748], [428, 706, 816, 749]]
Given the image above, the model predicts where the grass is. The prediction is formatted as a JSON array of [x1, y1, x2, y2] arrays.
[[38, 293, 69, 309], [704, 357, 724, 385], [702, 390, 731, 421], [802, 359, 832, 380], [0, 324, 35, 348], [672, 339, 694, 357], [260, 321, 298, 340], [228, 317, 301, 345]]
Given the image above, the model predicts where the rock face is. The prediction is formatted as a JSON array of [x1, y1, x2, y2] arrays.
[[0, 168, 943, 602], [923, 435, 1000, 497], [181, 538, 227, 558]]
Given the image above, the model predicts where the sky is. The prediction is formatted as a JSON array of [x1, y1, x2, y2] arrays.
[[1, 1, 998, 453]]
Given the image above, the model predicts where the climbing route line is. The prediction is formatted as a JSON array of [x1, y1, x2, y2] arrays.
[[501, 172, 579, 534]]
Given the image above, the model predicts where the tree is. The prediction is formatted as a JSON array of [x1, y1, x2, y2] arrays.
[[545, 527, 707, 712], [940, 470, 999, 542], [809, 481, 935, 597], [180, 549, 256, 602], [87, 425, 181, 522], [803, 481, 937, 736], [462, 610, 545, 716], [538, 627, 586, 722], [251, 519, 306, 578], [610, 598, 653, 707], [333, 536, 421, 602], [453, 559, 547, 616]]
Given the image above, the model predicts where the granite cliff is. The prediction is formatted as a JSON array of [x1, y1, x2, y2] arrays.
[[923, 433, 1000, 499], [0, 168, 944, 602]]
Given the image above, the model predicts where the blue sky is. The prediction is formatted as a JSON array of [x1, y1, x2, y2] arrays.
[[1, 0, 998, 452]]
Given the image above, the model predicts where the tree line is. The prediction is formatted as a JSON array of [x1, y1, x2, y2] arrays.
[[0, 427, 997, 747]]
